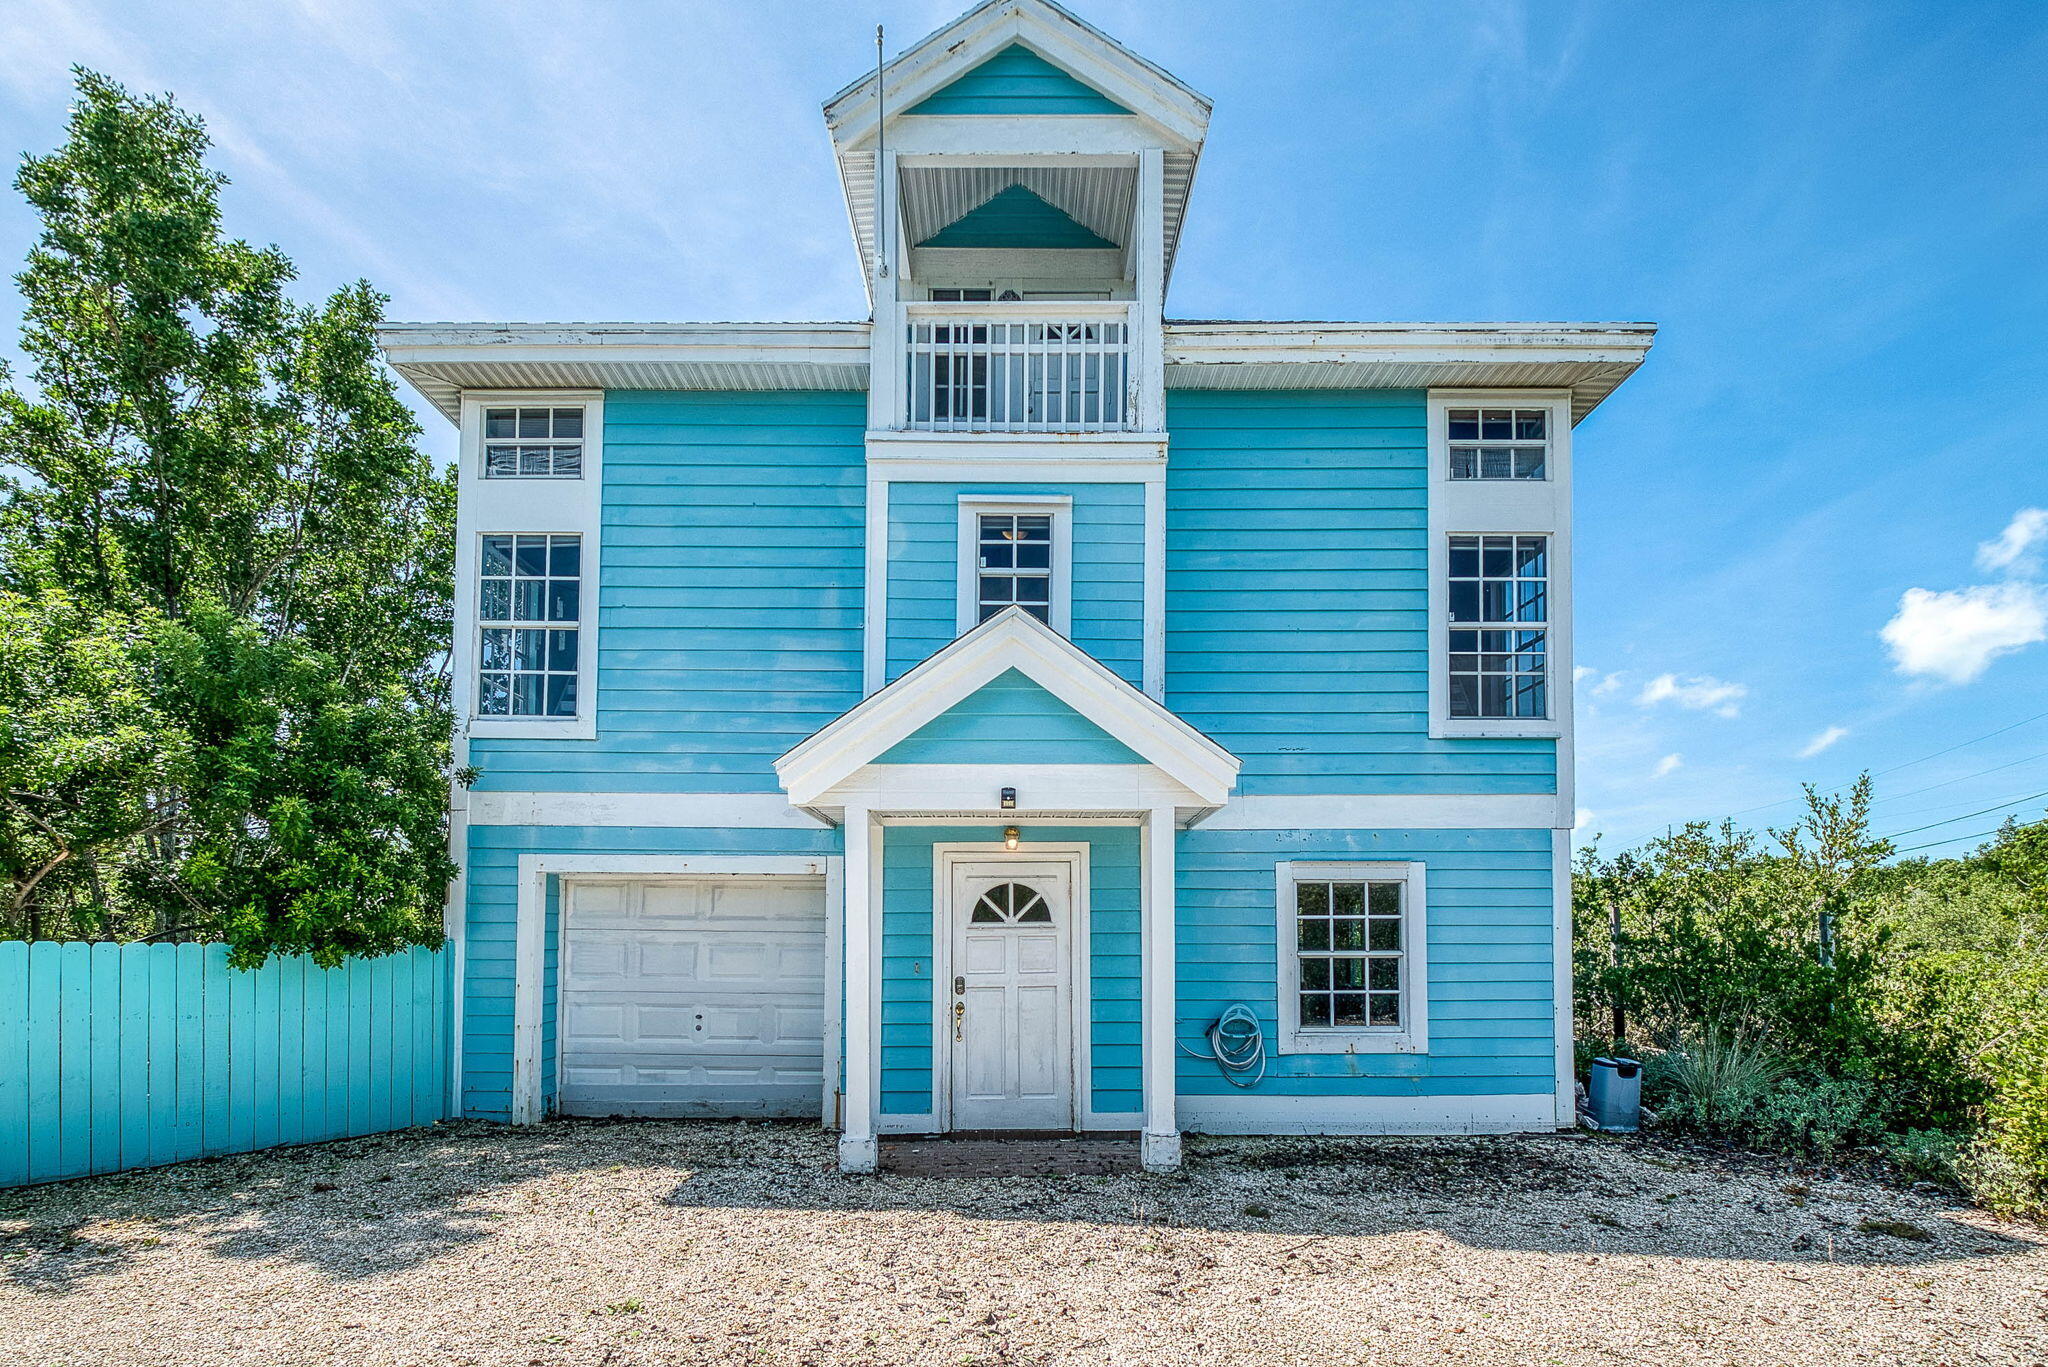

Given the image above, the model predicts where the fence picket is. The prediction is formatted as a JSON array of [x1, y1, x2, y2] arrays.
[[1, 942, 450, 1188]]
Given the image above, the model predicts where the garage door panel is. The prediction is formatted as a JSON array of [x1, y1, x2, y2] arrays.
[[558, 876, 828, 1119]]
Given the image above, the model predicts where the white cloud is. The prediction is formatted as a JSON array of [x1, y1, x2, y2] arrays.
[[1977, 508, 2048, 576], [1637, 673, 1749, 718], [1797, 725, 1850, 759], [1652, 753, 1683, 779], [1881, 582, 2048, 685], [1573, 807, 1596, 830]]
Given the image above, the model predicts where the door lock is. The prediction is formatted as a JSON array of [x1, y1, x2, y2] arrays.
[[953, 975, 965, 996], [953, 1000, 965, 1041]]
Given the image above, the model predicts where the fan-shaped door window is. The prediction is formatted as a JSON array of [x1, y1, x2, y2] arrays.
[[969, 882, 1053, 925]]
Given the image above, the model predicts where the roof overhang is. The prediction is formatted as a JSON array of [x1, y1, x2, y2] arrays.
[[774, 607, 1240, 817], [823, 0, 1211, 298], [1164, 322, 1659, 423], [378, 320, 1654, 425], [376, 322, 871, 422]]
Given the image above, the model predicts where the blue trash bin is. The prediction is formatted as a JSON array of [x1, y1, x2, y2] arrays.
[[1587, 1057, 1642, 1132]]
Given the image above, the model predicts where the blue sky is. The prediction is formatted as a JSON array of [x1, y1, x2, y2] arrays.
[[2, 0, 2045, 855]]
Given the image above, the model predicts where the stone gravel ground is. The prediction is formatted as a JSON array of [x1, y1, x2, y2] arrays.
[[1, 1119, 2044, 1367]]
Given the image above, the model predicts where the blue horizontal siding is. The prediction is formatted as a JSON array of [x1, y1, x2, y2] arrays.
[[903, 43, 1132, 117], [1175, 826, 1556, 1098], [876, 669, 1143, 764], [879, 825, 1141, 1118], [885, 482, 1145, 686], [459, 824, 841, 1121], [469, 391, 866, 795], [1163, 389, 1557, 796]]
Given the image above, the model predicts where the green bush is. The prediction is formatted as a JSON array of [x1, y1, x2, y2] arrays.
[[1886, 1129, 1961, 1188]]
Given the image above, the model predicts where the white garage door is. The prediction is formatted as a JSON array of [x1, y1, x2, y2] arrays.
[[558, 875, 828, 1118]]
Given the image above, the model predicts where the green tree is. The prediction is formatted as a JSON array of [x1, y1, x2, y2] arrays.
[[0, 70, 455, 962]]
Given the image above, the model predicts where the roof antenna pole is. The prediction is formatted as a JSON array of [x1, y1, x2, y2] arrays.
[[874, 24, 889, 281]]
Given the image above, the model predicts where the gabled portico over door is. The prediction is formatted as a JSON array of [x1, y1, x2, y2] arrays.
[[773, 609, 1239, 1175]]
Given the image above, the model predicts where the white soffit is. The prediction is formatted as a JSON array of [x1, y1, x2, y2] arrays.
[[376, 321, 1655, 424]]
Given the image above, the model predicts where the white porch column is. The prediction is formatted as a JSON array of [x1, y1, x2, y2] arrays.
[[1140, 804, 1181, 1171], [838, 806, 879, 1172]]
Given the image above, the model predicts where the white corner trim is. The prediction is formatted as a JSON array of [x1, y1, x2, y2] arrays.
[[1142, 477, 1164, 699], [1196, 793, 1564, 831], [776, 606, 1240, 808], [1272, 861, 1429, 1056], [467, 791, 830, 829], [1552, 827, 1575, 1126], [1425, 389, 1573, 745], [863, 472, 889, 695], [510, 853, 841, 1127], [955, 495, 1074, 638], [1177, 1091, 1558, 1135], [455, 390, 605, 743]]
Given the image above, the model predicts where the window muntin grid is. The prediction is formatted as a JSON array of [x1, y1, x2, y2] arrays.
[[483, 406, 584, 479], [1294, 879, 1405, 1030], [478, 533, 580, 718], [1446, 407, 1547, 481], [976, 513, 1053, 625], [1447, 534, 1548, 720]]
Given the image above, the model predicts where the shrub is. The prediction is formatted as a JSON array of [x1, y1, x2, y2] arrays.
[[1886, 1129, 1962, 1188], [1646, 1029, 1786, 1133], [1746, 1073, 1882, 1158]]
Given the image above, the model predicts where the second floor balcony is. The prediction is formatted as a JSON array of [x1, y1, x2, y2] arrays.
[[902, 301, 1134, 434]]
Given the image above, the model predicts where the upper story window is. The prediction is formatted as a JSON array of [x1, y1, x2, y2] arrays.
[[1446, 407, 1547, 480], [483, 406, 584, 479], [1276, 861, 1428, 1055], [1447, 534, 1548, 719], [976, 512, 1053, 624], [477, 534, 581, 717]]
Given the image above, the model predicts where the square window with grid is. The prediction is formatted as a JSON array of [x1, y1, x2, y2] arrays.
[[478, 534, 580, 717], [976, 513, 1053, 624], [483, 407, 584, 478], [1294, 878, 1406, 1029], [1447, 407, 1548, 480], [1448, 534, 1547, 719]]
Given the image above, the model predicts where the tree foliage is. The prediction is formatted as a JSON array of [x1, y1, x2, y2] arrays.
[[0, 71, 455, 964]]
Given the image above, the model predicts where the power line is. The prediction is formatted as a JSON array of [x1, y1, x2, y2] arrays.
[[1723, 707, 2048, 820], [1878, 787, 2048, 842], [1878, 771, 2048, 822], [1893, 826, 2013, 857], [1867, 749, 2048, 811]]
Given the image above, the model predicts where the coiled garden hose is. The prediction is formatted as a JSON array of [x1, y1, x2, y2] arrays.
[[1177, 1003, 1267, 1088]]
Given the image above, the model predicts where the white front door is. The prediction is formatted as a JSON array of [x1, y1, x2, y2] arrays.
[[948, 859, 1075, 1131]]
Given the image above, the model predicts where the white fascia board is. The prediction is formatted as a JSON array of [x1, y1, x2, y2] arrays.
[[776, 607, 1239, 807], [1164, 322, 1657, 367], [378, 323, 871, 365], [824, 0, 1211, 153], [866, 430, 1166, 467], [467, 791, 830, 829], [817, 762, 1202, 813]]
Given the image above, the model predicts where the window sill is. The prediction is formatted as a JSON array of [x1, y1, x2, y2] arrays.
[[469, 716, 596, 742], [1277, 1029, 1428, 1056], [1429, 718, 1562, 741]]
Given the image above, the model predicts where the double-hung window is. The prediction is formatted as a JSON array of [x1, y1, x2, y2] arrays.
[[958, 498, 1071, 635], [483, 406, 584, 478], [1447, 534, 1548, 720], [1276, 861, 1427, 1054], [1446, 407, 1547, 480], [477, 534, 581, 717]]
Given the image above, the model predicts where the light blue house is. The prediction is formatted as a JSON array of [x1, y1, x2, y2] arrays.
[[379, 0, 1652, 1173]]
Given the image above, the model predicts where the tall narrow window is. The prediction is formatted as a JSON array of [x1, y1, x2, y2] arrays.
[[478, 534, 581, 717], [1446, 407, 1547, 480], [1447, 534, 1547, 719], [483, 406, 584, 478], [976, 513, 1053, 624]]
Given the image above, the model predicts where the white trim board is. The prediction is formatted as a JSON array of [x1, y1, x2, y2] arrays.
[[1196, 794, 1563, 830], [468, 791, 829, 829], [956, 495, 1074, 638], [1272, 860, 1428, 1056], [509, 854, 841, 1126], [1177, 1092, 1560, 1135]]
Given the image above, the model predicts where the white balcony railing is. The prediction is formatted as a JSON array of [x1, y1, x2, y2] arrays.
[[903, 302, 1134, 433]]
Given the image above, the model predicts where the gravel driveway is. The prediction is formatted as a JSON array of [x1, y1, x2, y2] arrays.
[[1, 1119, 2043, 1366]]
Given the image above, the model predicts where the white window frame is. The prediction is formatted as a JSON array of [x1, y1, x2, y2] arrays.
[[454, 391, 603, 741], [480, 403, 587, 479], [955, 495, 1074, 637], [1444, 404, 1553, 482], [473, 532, 587, 723], [1427, 390, 1571, 741], [1274, 860, 1429, 1055]]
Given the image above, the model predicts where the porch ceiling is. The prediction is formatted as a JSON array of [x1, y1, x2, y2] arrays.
[[900, 164, 1135, 250]]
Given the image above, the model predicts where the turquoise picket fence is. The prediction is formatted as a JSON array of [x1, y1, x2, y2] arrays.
[[0, 941, 450, 1188]]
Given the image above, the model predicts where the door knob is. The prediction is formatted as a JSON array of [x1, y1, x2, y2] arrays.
[[953, 1000, 965, 1042]]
